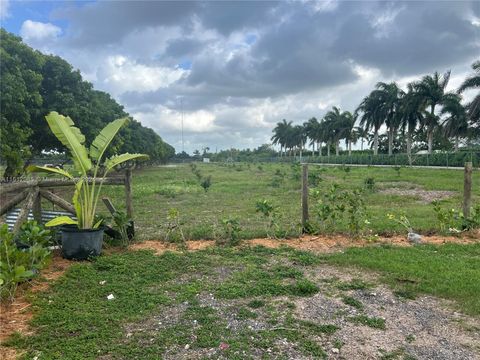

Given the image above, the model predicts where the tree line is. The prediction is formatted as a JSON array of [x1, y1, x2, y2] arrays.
[[0, 29, 175, 177], [272, 61, 480, 158]]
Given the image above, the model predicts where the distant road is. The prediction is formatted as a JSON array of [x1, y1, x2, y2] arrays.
[[302, 163, 477, 170]]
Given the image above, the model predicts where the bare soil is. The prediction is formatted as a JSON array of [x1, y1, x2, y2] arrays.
[[378, 184, 456, 203]]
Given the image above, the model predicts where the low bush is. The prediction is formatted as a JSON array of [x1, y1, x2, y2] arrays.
[[0, 224, 51, 301]]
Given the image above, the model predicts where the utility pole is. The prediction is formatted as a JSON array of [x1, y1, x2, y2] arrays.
[[180, 98, 184, 153]]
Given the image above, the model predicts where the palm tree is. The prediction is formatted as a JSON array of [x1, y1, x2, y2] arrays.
[[400, 83, 425, 163], [356, 90, 385, 155], [354, 126, 368, 151], [414, 71, 451, 154], [271, 119, 292, 157], [303, 117, 319, 154], [441, 93, 468, 151], [458, 60, 480, 129], [375, 82, 404, 156]]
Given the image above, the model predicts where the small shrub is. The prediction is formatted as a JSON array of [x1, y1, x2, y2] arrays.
[[255, 199, 284, 238], [18, 220, 53, 247], [164, 208, 185, 246], [0, 224, 51, 301], [364, 177, 375, 191], [200, 176, 212, 192], [111, 210, 133, 247], [393, 166, 401, 176], [218, 218, 241, 246], [432, 201, 460, 234]]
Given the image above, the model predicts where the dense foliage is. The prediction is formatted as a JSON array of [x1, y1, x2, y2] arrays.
[[0, 29, 174, 177]]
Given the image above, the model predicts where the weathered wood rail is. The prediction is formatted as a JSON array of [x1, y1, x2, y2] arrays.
[[0, 169, 133, 233]]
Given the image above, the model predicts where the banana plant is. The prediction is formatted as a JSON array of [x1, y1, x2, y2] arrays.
[[27, 112, 148, 229]]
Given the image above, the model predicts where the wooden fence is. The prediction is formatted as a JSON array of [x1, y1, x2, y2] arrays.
[[0, 169, 133, 233]]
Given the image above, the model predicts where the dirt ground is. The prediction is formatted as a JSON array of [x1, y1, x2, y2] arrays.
[[129, 233, 478, 255], [1, 234, 478, 360]]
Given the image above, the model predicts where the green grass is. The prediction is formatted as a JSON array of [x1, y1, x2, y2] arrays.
[[4, 243, 480, 358], [4, 246, 331, 359], [95, 163, 478, 240], [323, 243, 480, 315]]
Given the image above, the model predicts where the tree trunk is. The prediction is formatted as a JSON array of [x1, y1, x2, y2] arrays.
[[335, 140, 340, 156], [327, 142, 331, 157], [373, 131, 379, 156], [427, 128, 433, 154], [388, 127, 394, 156], [348, 140, 352, 156], [407, 129, 412, 166], [318, 142, 321, 157], [455, 137, 459, 152], [361, 138, 364, 151]]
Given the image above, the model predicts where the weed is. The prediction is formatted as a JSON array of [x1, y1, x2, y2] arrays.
[[336, 279, 370, 290], [342, 296, 364, 309], [236, 307, 258, 319], [348, 315, 386, 329], [247, 299, 266, 308]]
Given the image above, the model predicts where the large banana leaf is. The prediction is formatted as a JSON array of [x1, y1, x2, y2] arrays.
[[105, 153, 149, 172], [45, 112, 92, 174], [26, 165, 74, 180], [45, 216, 78, 227], [90, 117, 128, 162]]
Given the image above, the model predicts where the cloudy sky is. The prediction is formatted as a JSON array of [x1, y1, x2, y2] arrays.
[[1, 1, 479, 153]]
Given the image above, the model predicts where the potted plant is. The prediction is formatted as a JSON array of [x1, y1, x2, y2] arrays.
[[28, 112, 148, 260]]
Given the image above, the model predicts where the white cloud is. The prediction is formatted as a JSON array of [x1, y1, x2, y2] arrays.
[[96, 55, 187, 96], [20, 20, 62, 41], [0, 0, 10, 20]]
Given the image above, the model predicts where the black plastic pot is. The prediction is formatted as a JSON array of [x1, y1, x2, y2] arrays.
[[60, 226, 104, 260]]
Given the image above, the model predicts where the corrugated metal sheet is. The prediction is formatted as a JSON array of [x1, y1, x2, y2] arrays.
[[4, 209, 76, 230]]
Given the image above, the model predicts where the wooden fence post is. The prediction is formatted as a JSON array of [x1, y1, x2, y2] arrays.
[[302, 164, 309, 232], [125, 169, 133, 219], [13, 188, 38, 233], [32, 187, 42, 223], [463, 162, 472, 218]]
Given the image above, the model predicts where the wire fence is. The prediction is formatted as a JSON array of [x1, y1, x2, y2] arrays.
[[272, 151, 480, 168]]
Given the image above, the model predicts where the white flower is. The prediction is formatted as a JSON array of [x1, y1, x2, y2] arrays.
[[107, 294, 115, 300]]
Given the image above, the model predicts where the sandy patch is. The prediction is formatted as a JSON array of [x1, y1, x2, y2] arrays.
[[379, 187, 456, 203], [130, 234, 477, 256]]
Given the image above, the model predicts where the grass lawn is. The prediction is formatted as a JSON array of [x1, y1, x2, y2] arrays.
[[4, 243, 479, 359], [322, 242, 480, 316], [96, 163, 478, 240]]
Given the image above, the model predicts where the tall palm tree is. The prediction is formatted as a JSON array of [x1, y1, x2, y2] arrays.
[[341, 111, 356, 156], [356, 90, 385, 155], [414, 71, 451, 154], [271, 119, 292, 157], [354, 126, 368, 151], [303, 117, 319, 154], [458, 60, 480, 130], [375, 82, 404, 156], [400, 83, 425, 162], [441, 93, 468, 151]]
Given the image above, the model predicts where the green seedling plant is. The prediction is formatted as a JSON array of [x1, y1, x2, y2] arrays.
[[200, 176, 212, 192], [255, 199, 282, 238], [219, 218, 241, 246], [165, 208, 186, 246], [27, 112, 148, 229], [432, 200, 460, 234], [364, 177, 375, 191], [112, 210, 133, 247], [387, 213, 414, 233]]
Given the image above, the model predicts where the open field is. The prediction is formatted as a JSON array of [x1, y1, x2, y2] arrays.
[[2, 243, 480, 359], [95, 163, 478, 240]]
